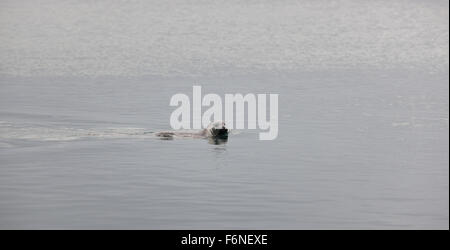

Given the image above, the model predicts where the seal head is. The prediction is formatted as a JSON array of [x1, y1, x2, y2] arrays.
[[206, 121, 229, 139]]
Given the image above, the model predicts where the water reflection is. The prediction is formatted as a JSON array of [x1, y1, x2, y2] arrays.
[[208, 137, 228, 145]]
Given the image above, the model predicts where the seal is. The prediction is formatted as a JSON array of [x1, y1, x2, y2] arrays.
[[156, 121, 229, 140]]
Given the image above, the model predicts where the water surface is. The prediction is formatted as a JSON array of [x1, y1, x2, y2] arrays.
[[0, 0, 448, 229]]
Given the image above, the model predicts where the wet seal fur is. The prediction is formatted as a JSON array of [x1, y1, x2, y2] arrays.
[[156, 121, 229, 142]]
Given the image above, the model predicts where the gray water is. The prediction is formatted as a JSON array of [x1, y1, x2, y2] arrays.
[[0, 0, 448, 229]]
